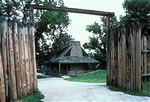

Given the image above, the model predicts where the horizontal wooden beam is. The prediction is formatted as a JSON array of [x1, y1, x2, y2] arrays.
[[142, 73, 150, 77], [141, 50, 150, 53], [25, 4, 115, 17]]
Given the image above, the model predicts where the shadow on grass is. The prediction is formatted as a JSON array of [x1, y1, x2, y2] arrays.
[[16, 91, 45, 102], [37, 75, 46, 79]]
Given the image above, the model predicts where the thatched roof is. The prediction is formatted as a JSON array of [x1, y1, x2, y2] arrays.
[[50, 41, 99, 64]]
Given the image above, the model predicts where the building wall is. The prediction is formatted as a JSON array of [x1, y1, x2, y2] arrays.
[[68, 64, 85, 76], [47, 63, 93, 76], [70, 64, 83, 71], [48, 64, 59, 76]]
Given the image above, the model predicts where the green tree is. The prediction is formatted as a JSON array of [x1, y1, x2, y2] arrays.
[[0, 0, 72, 68], [83, 16, 119, 69], [35, 0, 70, 41], [84, 0, 150, 69], [50, 33, 72, 56], [0, 0, 21, 21], [36, 32, 72, 67], [121, 0, 150, 34], [0, 0, 34, 23], [34, 0, 71, 66]]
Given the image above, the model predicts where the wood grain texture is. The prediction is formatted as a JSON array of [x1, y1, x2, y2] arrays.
[[0, 19, 38, 102], [8, 22, 17, 100], [0, 19, 6, 102], [107, 26, 142, 91]]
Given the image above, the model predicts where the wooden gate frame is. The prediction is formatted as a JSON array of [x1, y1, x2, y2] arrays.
[[25, 4, 114, 83], [25, 4, 114, 39], [25, 4, 114, 31]]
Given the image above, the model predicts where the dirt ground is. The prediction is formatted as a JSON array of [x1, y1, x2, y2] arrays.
[[37, 73, 150, 102]]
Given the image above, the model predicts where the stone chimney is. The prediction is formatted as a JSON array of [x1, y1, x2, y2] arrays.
[[70, 41, 82, 56]]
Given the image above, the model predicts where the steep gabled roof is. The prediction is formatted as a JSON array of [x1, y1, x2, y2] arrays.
[[50, 41, 99, 64]]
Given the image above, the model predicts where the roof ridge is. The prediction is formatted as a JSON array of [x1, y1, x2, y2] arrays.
[[50, 41, 99, 63]]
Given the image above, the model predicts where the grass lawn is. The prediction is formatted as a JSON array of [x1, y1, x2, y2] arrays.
[[64, 70, 150, 97], [64, 70, 106, 83], [15, 75, 46, 102], [16, 91, 44, 102], [37, 75, 46, 79], [142, 81, 150, 95]]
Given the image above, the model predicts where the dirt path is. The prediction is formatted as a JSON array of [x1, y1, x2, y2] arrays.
[[37, 73, 150, 102]]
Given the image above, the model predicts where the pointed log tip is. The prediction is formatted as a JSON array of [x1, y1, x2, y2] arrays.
[[118, 24, 125, 28], [18, 23, 24, 28], [131, 23, 135, 28], [23, 23, 28, 26], [136, 22, 141, 28], [117, 25, 122, 29], [0, 16, 6, 21], [125, 24, 130, 29], [8, 22, 13, 27], [12, 22, 18, 26]]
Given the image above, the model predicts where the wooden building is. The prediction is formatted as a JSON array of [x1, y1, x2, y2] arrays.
[[47, 41, 99, 76]]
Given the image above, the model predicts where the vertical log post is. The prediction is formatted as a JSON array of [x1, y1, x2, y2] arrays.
[[130, 28, 133, 90], [0, 18, 6, 102], [141, 35, 143, 81], [6, 21, 11, 102], [22, 27, 27, 96], [147, 36, 150, 81], [1, 17, 8, 101], [24, 25, 30, 94], [120, 28, 123, 89], [13, 22, 22, 98], [75, 64, 78, 75], [67, 64, 68, 75], [28, 24, 34, 93], [122, 28, 126, 89], [126, 29, 130, 90], [132, 26, 136, 91], [30, 5, 38, 92], [127, 28, 132, 90], [110, 28, 115, 86], [135, 24, 141, 91], [114, 29, 118, 87], [106, 16, 110, 85], [59, 63, 61, 76], [8, 22, 17, 100], [118, 27, 122, 88], [143, 35, 147, 81], [18, 26, 27, 96]]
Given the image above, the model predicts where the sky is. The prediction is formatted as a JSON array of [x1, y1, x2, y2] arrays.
[[63, 0, 125, 47]]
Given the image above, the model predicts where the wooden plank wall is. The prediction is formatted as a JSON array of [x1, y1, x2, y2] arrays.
[[0, 18, 38, 102], [107, 25, 143, 91]]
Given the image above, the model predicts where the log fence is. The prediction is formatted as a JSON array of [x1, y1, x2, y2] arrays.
[[0, 17, 38, 102], [1, 3, 149, 101], [107, 24, 150, 92]]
